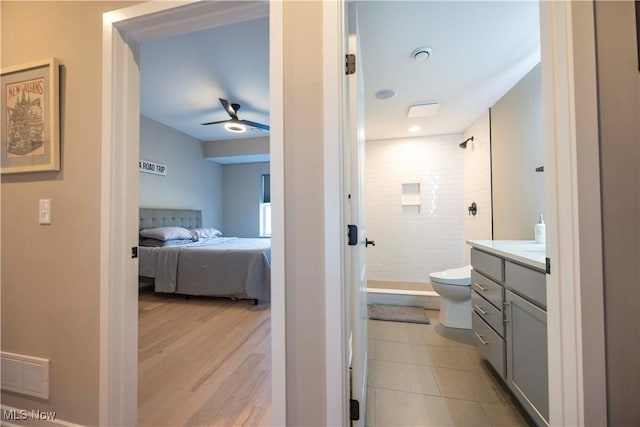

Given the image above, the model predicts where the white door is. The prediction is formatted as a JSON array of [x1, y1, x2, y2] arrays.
[[346, 3, 369, 425]]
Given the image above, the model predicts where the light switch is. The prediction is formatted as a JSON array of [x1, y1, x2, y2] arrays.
[[39, 199, 51, 224]]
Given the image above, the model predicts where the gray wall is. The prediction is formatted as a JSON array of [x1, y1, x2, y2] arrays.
[[223, 162, 270, 237], [491, 63, 544, 240], [204, 136, 269, 163], [0, 2, 139, 424], [594, 1, 640, 424], [139, 116, 223, 228]]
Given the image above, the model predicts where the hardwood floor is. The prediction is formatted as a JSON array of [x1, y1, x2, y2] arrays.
[[138, 288, 271, 426]]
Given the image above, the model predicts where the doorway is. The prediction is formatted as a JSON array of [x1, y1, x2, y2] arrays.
[[342, 1, 605, 425], [100, 2, 285, 425]]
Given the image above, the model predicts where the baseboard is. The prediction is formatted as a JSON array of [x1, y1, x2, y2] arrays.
[[1, 405, 83, 426]]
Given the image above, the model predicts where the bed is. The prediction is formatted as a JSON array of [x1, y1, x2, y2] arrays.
[[138, 208, 271, 302]]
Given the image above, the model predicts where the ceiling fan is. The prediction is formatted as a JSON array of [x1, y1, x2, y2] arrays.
[[201, 98, 270, 133]]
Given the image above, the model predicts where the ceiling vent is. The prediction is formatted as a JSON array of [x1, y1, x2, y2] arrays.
[[408, 102, 440, 118]]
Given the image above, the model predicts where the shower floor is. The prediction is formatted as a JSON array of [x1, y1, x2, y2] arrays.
[[367, 280, 440, 309], [368, 280, 435, 293]]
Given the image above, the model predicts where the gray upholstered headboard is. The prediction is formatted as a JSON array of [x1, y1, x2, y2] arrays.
[[139, 208, 202, 230]]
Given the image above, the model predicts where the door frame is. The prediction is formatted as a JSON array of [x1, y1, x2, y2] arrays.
[[99, 1, 285, 425], [540, 1, 606, 425], [321, 1, 605, 425], [99, 1, 605, 425], [322, 1, 349, 425]]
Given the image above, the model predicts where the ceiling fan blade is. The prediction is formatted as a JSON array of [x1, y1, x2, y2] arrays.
[[219, 98, 238, 120], [241, 120, 270, 131], [201, 119, 230, 126]]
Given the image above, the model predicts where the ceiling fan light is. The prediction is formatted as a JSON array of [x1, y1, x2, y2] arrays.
[[224, 122, 247, 133]]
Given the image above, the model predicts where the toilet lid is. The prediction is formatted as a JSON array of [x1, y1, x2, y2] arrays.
[[429, 265, 472, 286]]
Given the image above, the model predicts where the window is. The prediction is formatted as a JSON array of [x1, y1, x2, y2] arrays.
[[260, 174, 271, 237]]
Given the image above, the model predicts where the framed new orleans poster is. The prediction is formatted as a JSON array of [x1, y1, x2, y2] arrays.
[[1, 58, 59, 174]]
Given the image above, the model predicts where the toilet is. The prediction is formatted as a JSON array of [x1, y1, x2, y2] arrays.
[[429, 265, 473, 329]]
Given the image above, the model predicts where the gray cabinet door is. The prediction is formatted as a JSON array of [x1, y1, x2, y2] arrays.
[[506, 290, 549, 427]]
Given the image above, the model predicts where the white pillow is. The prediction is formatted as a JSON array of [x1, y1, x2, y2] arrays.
[[190, 227, 223, 240], [139, 226, 193, 241]]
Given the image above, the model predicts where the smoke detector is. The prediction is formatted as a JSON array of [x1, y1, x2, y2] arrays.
[[412, 46, 432, 61]]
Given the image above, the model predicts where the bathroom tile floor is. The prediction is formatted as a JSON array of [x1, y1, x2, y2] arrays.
[[366, 310, 533, 427]]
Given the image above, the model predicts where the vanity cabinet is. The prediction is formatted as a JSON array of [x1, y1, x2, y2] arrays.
[[470, 245, 548, 427], [505, 289, 548, 427], [505, 261, 548, 427], [470, 248, 506, 379]]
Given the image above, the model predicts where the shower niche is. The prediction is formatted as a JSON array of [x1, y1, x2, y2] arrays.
[[401, 182, 421, 214]]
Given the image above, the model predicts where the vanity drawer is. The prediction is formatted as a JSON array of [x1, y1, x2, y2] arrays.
[[472, 290, 504, 337], [471, 270, 503, 310], [505, 261, 546, 309], [472, 311, 505, 379], [471, 248, 504, 283]]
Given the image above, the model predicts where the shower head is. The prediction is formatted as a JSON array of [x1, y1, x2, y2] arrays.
[[459, 136, 474, 149]]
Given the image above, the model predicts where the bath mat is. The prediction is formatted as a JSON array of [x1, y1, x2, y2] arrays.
[[368, 304, 430, 324]]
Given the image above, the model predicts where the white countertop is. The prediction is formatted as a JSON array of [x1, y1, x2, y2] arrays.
[[466, 240, 546, 271]]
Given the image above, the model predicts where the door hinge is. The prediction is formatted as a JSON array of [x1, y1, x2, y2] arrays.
[[346, 54, 356, 75], [348, 224, 358, 246], [350, 399, 360, 421], [545, 257, 551, 274], [131, 246, 138, 259]]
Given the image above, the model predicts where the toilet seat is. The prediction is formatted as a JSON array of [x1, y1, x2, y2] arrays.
[[429, 265, 472, 286]]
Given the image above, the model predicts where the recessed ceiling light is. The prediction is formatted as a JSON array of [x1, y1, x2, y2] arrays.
[[412, 46, 433, 61], [409, 126, 421, 133], [375, 89, 396, 100]]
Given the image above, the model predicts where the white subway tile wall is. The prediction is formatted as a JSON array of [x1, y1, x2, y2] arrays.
[[463, 111, 493, 265], [366, 134, 466, 283]]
